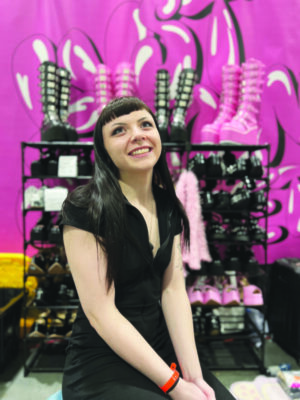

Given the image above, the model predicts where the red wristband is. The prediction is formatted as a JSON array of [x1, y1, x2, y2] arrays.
[[159, 363, 180, 394]]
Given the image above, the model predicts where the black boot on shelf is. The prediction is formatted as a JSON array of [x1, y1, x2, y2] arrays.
[[48, 214, 63, 245], [205, 244, 224, 275], [212, 190, 231, 211], [206, 154, 224, 177], [47, 253, 65, 275], [200, 191, 214, 211], [206, 217, 227, 242], [56, 67, 78, 141], [246, 155, 264, 178], [28, 250, 49, 275], [230, 219, 250, 243], [30, 155, 47, 176], [188, 153, 206, 178], [30, 212, 53, 243], [239, 246, 260, 275], [250, 190, 267, 211], [78, 149, 93, 176], [230, 187, 251, 210], [249, 218, 266, 241], [45, 150, 59, 176], [224, 246, 241, 271], [39, 61, 68, 141], [170, 68, 197, 142], [154, 69, 171, 142]]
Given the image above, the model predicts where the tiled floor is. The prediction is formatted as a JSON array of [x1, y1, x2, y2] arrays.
[[0, 339, 298, 400]]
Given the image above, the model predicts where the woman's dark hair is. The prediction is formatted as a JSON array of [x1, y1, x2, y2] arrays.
[[64, 96, 189, 290]]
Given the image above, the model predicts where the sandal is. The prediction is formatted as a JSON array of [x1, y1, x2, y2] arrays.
[[222, 285, 240, 306], [201, 285, 222, 306], [243, 285, 264, 306]]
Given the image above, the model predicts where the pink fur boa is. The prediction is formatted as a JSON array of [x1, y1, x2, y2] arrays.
[[175, 170, 211, 271]]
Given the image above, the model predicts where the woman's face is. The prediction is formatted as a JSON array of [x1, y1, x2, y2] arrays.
[[102, 109, 162, 179]]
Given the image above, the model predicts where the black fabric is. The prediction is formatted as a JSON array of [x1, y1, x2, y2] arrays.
[[60, 185, 234, 399]]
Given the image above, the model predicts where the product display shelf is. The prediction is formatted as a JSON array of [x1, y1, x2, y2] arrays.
[[183, 143, 270, 373], [21, 141, 93, 375], [21, 141, 270, 375]]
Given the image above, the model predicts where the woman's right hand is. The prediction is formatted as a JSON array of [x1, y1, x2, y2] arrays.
[[169, 378, 209, 400]]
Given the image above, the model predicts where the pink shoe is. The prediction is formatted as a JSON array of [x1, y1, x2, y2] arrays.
[[201, 64, 241, 144], [187, 286, 204, 306], [219, 58, 265, 145], [113, 62, 137, 98], [222, 285, 240, 306], [243, 285, 264, 306], [201, 285, 222, 306], [94, 63, 114, 114]]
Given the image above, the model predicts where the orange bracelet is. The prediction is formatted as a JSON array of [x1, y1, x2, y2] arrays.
[[159, 363, 180, 394]]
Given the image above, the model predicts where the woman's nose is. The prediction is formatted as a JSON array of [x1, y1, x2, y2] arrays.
[[131, 127, 146, 141]]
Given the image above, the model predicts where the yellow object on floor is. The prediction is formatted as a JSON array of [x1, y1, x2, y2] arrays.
[[0, 253, 38, 298]]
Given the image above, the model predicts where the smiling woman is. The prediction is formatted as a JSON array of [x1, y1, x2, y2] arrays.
[[59, 96, 235, 400], [102, 109, 162, 177]]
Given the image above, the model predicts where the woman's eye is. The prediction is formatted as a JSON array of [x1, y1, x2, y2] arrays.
[[141, 121, 153, 128], [112, 127, 124, 136]]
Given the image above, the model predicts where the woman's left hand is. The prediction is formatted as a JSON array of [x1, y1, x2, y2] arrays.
[[192, 377, 216, 400]]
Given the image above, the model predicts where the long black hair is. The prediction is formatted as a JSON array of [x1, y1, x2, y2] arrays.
[[64, 96, 189, 290]]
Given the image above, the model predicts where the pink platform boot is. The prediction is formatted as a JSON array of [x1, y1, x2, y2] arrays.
[[114, 62, 137, 98], [200, 64, 241, 144], [94, 63, 114, 114], [219, 58, 266, 145]]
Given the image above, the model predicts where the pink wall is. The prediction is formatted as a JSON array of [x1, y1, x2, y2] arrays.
[[1, 0, 300, 262]]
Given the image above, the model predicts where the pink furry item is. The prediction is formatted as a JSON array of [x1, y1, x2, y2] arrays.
[[175, 170, 211, 270]]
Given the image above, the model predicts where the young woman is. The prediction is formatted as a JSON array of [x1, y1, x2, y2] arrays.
[[61, 96, 235, 399]]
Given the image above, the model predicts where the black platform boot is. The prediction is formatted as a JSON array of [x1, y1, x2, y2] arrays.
[[39, 61, 68, 141], [56, 67, 78, 141], [154, 69, 170, 142], [170, 68, 197, 143]]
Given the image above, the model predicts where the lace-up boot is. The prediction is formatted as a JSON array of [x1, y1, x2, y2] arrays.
[[201, 64, 241, 143], [219, 58, 266, 144]]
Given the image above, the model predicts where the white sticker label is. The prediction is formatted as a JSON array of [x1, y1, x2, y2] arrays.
[[44, 187, 68, 211], [58, 155, 78, 177]]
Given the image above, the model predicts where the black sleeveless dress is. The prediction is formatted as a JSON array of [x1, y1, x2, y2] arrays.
[[60, 185, 235, 400]]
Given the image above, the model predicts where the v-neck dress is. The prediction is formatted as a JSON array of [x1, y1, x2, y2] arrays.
[[60, 185, 181, 399], [60, 185, 235, 400]]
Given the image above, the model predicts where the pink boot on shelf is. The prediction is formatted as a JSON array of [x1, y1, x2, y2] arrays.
[[222, 285, 241, 306], [219, 58, 266, 145], [200, 64, 241, 144], [94, 64, 114, 114], [243, 284, 264, 306], [187, 285, 204, 306], [114, 62, 136, 98], [201, 285, 222, 306]]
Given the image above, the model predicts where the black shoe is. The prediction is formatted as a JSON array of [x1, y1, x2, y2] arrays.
[[213, 190, 231, 210], [206, 154, 224, 177], [39, 61, 69, 141], [78, 149, 93, 176], [230, 220, 250, 242], [155, 69, 171, 142], [30, 212, 53, 242], [250, 190, 267, 211], [170, 68, 197, 142], [230, 188, 251, 210], [188, 153, 206, 178], [246, 155, 264, 178], [249, 219, 266, 241], [56, 67, 78, 141]]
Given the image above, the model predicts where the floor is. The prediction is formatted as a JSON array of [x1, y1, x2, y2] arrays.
[[0, 338, 298, 400]]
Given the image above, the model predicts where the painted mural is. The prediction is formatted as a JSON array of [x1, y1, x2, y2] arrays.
[[1, 0, 300, 262]]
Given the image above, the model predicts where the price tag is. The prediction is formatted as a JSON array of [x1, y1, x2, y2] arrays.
[[58, 155, 78, 177], [44, 187, 68, 211]]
